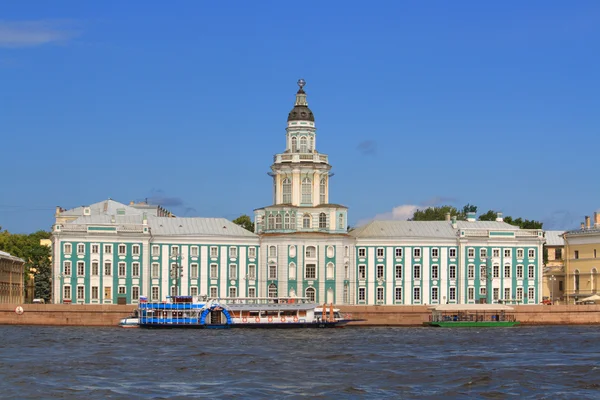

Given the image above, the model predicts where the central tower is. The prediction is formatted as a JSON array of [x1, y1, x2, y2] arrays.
[[255, 80, 347, 234]]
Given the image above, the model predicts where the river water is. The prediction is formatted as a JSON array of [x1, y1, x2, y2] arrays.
[[1, 325, 599, 399]]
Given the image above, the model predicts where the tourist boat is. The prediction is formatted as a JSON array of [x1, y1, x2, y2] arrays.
[[424, 304, 520, 327], [136, 296, 355, 329], [118, 310, 140, 328]]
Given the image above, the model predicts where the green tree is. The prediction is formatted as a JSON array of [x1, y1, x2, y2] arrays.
[[478, 210, 543, 229], [232, 215, 255, 232], [411, 204, 477, 221]]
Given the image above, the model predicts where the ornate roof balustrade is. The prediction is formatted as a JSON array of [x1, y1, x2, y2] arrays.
[[273, 153, 329, 164]]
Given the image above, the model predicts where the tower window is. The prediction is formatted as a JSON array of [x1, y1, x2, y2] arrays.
[[319, 213, 327, 229], [300, 136, 307, 153], [320, 178, 326, 204], [291, 136, 297, 152], [282, 178, 292, 204], [303, 214, 311, 228], [301, 178, 312, 204]]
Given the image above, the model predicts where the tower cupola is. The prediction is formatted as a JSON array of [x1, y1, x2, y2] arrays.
[[287, 79, 315, 122]]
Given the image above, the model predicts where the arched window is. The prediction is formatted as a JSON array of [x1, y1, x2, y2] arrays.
[[306, 246, 316, 258], [291, 136, 297, 152], [309, 137, 314, 152], [319, 212, 327, 228], [327, 262, 334, 279], [301, 178, 312, 204], [289, 288, 296, 298], [282, 178, 292, 204], [268, 283, 278, 298], [345, 263, 349, 279], [338, 214, 344, 230], [326, 245, 334, 258], [320, 178, 326, 204], [267, 214, 275, 230], [305, 287, 316, 302], [300, 136, 307, 153], [290, 213, 296, 229], [303, 213, 311, 228], [289, 262, 296, 280], [575, 269, 580, 291], [275, 214, 282, 230], [284, 212, 290, 230]]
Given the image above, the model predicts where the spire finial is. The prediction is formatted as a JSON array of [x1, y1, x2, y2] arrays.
[[297, 78, 306, 89]]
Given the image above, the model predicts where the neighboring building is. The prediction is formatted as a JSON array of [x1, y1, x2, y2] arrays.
[[0, 250, 25, 303], [51, 80, 546, 305], [542, 231, 565, 303], [563, 213, 600, 304]]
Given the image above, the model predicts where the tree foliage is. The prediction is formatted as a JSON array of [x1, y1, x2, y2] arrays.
[[232, 215, 255, 232], [478, 210, 543, 229], [410, 205, 543, 229], [0, 229, 52, 301]]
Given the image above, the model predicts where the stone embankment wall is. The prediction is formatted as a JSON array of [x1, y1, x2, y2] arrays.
[[1, 304, 599, 327]]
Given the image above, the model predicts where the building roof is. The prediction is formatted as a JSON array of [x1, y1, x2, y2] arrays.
[[0, 250, 25, 262], [455, 221, 520, 230], [544, 230, 565, 246], [59, 199, 144, 217]]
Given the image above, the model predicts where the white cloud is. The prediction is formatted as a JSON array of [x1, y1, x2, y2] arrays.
[[0, 20, 78, 48], [357, 204, 419, 227]]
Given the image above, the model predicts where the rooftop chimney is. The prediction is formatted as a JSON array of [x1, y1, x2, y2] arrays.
[[586, 215, 591, 229], [595, 212, 600, 228], [496, 212, 503, 222], [445, 212, 451, 222], [466, 212, 476, 222], [55, 206, 62, 216], [451, 216, 457, 228]]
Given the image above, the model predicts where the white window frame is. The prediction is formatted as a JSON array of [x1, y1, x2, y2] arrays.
[[395, 248, 403, 258], [449, 248, 456, 258], [210, 246, 218, 258], [190, 246, 199, 257], [413, 248, 421, 258], [151, 263, 159, 278], [190, 263, 199, 279], [132, 262, 140, 277], [152, 245, 159, 256]]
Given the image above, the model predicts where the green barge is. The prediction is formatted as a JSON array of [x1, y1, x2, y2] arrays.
[[424, 304, 520, 327]]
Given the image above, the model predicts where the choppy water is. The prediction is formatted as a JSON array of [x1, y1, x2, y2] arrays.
[[1, 325, 600, 399]]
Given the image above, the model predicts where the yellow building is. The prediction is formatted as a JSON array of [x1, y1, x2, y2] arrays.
[[543, 231, 565, 303], [563, 213, 600, 304], [0, 250, 25, 304]]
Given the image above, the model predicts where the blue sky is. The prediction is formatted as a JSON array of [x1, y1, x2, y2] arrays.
[[1, 1, 599, 234]]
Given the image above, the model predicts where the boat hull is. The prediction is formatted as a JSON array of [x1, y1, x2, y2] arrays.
[[139, 321, 346, 329], [424, 321, 521, 327]]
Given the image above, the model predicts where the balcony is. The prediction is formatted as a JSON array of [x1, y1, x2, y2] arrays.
[[273, 153, 329, 164]]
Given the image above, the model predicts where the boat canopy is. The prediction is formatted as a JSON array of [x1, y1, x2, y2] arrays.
[[429, 304, 515, 312]]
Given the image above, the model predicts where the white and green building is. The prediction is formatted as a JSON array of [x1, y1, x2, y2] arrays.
[[51, 80, 545, 305]]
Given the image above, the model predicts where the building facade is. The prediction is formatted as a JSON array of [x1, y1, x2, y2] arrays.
[[51, 80, 545, 305], [563, 213, 600, 304], [0, 250, 25, 304], [542, 230, 565, 303]]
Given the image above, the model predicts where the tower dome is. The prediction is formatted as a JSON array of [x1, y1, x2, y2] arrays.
[[287, 79, 315, 122]]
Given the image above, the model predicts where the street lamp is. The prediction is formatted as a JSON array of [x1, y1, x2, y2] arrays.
[[549, 275, 557, 304]]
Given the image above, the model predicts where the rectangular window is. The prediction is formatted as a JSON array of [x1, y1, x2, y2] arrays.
[[64, 286, 71, 299], [210, 287, 218, 297], [504, 265, 511, 278], [516, 287, 523, 301], [395, 287, 402, 301], [480, 248, 487, 258], [431, 265, 438, 280], [77, 285, 85, 300], [151, 287, 159, 301], [376, 248, 384, 258], [229, 287, 237, 297], [118, 286, 126, 295], [152, 245, 159, 256], [413, 248, 421, 258], [413, 265, 421, 280], [77, 261, 85, 276], [190, 263, 198, 279], [468, 265, 474, 279], [358, 248, 366, 258], [190, 246, 199, 257], [132, 262, 140, 277], [269, 264, 277, 279], [504, 288, 511, 300], [449, 287, 456, 301], [358, 287, 366, 301], [77, 244, 85, 254], [118, 245, 126, 255], [376, 287, 384, 301], [528, 265, 535, 279], [269, 246, 277, 258], [91, 286, 99, 300], [376, 265, 384, 279], [449, 248, 456, 258], [431, 287, 439, 301], [229, 247, 238, 258], [395, 265, 402, 279], [171, 247, 179, 257], [468, 248, 475, 258], [528, 287, 535, 301], [305, 264, 316, 279], [493, 288, 499, 300], [104, 244, 112, 254], [493, 265, 499, 278], [431, 248, 439, 258], [132, 287, 139, 300], [92, 244, 99, 254], [529, 249, 535, 258], [493, 249, 500, 257], [468, 287, 474, 300], [151, 263, 159, 278], [574, 250, 579, 259], [480, 287, 486, 296], [248, 264, 256, 280], [248, 287, 256, 297], [517, 249, 524, 258], [210, 264, 218, 279], [449, 265, 456, 279], [64, 243, 72, 254], [395, 248, 403, 258], [132, 245, 140, 256], [229, 264, 237, 280], [413, 287, 421, 301], [248, 247, 256, 258], [92, 262, 99, 276], [104, 262, 112, 276], [358, 265, 366, 280], [517, 265, 523, 279], [504, 249, 511, 258], [118, 262, 126, 277], [210, 246, 218, 257]]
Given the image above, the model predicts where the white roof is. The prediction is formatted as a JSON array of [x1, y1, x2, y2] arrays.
[[544, 230, 565, 246], [350, 220, 521, 239], [60, 199, 142, 217], [430, 304, 515, 312], [0, 250, 24, 262]]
